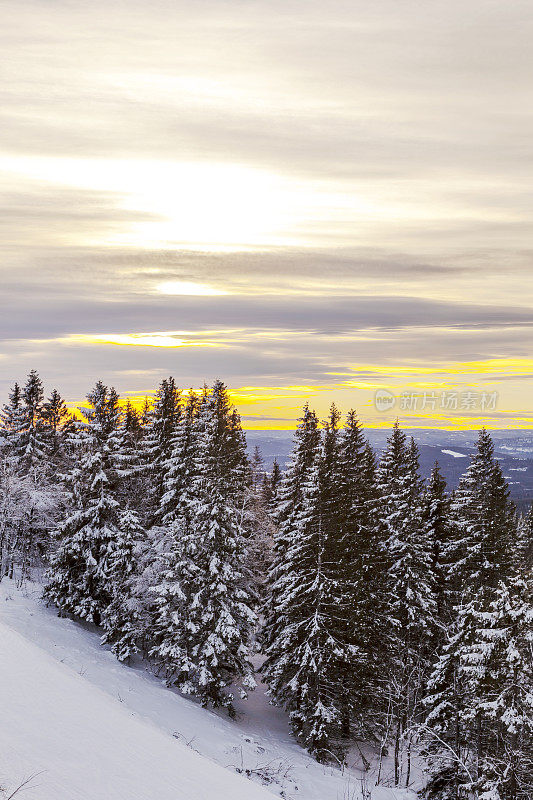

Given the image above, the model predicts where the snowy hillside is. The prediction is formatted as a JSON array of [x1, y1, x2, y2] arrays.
[[0, 580, 415, 800]]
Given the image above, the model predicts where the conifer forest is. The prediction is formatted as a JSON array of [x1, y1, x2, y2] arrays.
[[1, 370, 532, 800]]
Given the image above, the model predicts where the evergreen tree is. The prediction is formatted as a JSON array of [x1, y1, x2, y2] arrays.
[[0, 383, 27, 464], [264, 404, 320, 644], [270, 458, 281, 496], [461, 576, 533, 800], [423, 603, 477, 800], [263, 405, 356, 761], [142, 377, 182, 518], [146, 390, 201, 672], [114, 399, 146, 510], [1, 373, 49, 475], [42, 388, 74, 471], [101, 508, 146, 661], [150, 382, 256, 712], [20, 370, 48, 476], [516, 505, 533, 570], [315, 405, 363, 743], [337, 411, 384, 739], [240, 442, 275, 600], [45, 382, 128, 626], [424, 430, 526, 800], [1, 374, 59, 574], [447, 429, 516, 597], [424, 577, 533, 800], [424, 462, 452, 626], [376, 427, 437, 785], [250, 445, 265, 492], [261, 458, 281, 511]]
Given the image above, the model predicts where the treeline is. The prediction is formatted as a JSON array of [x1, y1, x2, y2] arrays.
[[1, 371, 532, 800]]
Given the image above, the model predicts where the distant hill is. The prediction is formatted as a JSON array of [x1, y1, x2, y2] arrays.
[[246, 429, 533, 510]]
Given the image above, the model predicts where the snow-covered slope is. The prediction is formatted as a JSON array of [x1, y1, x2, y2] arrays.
[[0, 580, 416, 800], [0, 618, 275, 800]]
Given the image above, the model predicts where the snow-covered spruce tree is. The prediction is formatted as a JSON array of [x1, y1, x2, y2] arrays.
[[100, 507, 146, 661], [250, 445, 265, 493], [447, 428, 516, 598], [423, 461, 452, 628], [1, 372, 50, 477], [20, 370, 49, 477], [422, 602, 477, 800], [270, 458, 281, 497], [263, 405, 357, 761], [98, 398, 150, 660], [0, 373, 61, 576], [45, 382, 132, 627], [238, 443, 275, 600], [0, 383, 27, 465], [142, 377, 182, 520], [376, 426, 437, 786], [423, 430, 525, 800], [336, 409, 383, 740], [425, 574, 533, 800], [260, 458, 281, 512], [0, 456, 61, 582], [42, 388, 74, 474], [146, 390, 201, 670], [516, 505, 532, 570], [113, 399, 147, 511], [262, 404, 320, 670], [316, 405, 369, 743], [150, 382, 256, 713], [460, 575, 533, 800]]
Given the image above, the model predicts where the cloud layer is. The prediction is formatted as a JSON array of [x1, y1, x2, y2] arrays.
[[1, 1, 532, 426]]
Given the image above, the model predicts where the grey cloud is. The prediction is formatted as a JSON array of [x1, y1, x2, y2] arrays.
[[1, 0, 532, 189], [1, 294, 533, 342], [1, 0, 532, 414]]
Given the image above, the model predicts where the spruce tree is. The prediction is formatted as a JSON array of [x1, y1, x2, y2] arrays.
[[148, 390, 201, 678], [101, 508, 146, 661], [0, 383, 27, 465], [20, 370, 48, 476], [142, 377, 182, 518], [262, 458, 281, 512], [263, 405, 356, 761], [1, 373, 57, 576], [424, 430, 526, 800], [263, 404, 320, 656], [447, 429, 516, 597], [337, 411, 384, 740], [424, 576, 533, 800], [461, 576, 533, 800], [45, 382, 128, 625], [424, 462, 452, 626], [42, 388, 74, 472], [516, 505, 532, 570], [114, 399, 146, 510], [270, 458, 281, 496], [250, 445, 265, 492], [150, 382, 256, 712], [423, 604, 477, 800], [376, 427, 437, 785]]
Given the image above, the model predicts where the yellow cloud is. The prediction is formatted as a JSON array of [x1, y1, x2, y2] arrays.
[[340, 358, 533, 378], [61, 333, 223, 348]]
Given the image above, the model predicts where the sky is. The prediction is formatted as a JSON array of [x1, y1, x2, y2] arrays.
[[1, 0, 532, 429]]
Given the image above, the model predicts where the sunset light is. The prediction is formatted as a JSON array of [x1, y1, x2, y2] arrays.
[[2, 4, 532, 796]]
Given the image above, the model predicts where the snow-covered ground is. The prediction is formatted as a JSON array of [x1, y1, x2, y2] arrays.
[[0, 579, 417, 800], [440, 449, 467, 459]]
